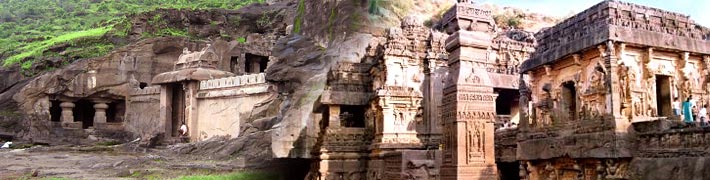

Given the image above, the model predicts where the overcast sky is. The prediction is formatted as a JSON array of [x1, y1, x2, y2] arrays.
[[477, 0, 710, 27]]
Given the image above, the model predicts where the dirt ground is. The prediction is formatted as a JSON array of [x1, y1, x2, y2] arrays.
[[0, 145, 246, 180]]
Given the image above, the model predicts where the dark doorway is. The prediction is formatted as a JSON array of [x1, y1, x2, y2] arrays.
[[495, 88, 519, 115], [171, 84, 186, 137], [73, 100, 95, 129], [107, 100, 126, 123], [561, 81, 577, 120], [340, 105, 365, 127], [656, 75, 672, 117], [50, 100, 61, 122], [245, 53, 268, 74], [321, 106, 329, 129], [497, 161, 521, 180], [230, 56, 239, 74]]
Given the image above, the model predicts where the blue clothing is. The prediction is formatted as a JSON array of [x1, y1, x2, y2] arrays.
[[682, 101, 694, 123]]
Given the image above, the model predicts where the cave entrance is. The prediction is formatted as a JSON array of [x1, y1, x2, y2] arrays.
[[50, 100, 61, 122], [230, 56, 239, 74], [107, 100, 126, 123], [170, 84, 186, 137], [656, 75, 672, 117], [340, 105, 365, 128], [73, 100, 95, 129], [245, 53, 268, 74]]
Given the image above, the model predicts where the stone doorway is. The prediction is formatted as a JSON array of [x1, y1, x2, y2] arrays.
[[50, 100, 61, 122], [656, 75, 672, 117], [73, 100, 95, 129], [245, 53, 268, 74], [497, 162, 520, 180], [230, 56, 239, 74], [495, 88, 519, 115], [170, 84, 186, 137], [495, 88, 520, 126], [561, 81, 577, 120]]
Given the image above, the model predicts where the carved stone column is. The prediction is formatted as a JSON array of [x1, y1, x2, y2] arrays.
[[440, 2, 498, 179], [60, 101, 82, 129], [604, 41, 622, 118], [93, 102, 109, 124], [518, 73, 530, 131], [60, 101, 75, 123], [679, 52, 691, 101]]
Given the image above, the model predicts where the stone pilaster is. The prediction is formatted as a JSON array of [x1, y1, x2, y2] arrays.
[[440, 2, 498, 179]]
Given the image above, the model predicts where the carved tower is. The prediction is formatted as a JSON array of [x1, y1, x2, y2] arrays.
[[440, 2, 498, 179]]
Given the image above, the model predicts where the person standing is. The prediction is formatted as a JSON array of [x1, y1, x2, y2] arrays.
[[673, 97, 681, 118], [682, 97, 694, 125], [700, 104, 708, 127]]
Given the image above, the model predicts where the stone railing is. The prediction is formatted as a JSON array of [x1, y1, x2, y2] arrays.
[[494, 115, 512, 129], [199, 73, 266, 90]]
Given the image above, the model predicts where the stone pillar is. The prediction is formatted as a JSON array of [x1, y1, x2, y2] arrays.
[[185, 81, 199, 141], [440, 2, 498, 179], [60, 101, 75, 123], [518, 73, 530, 131], [93, 102, 109, 124], [600, 41, 620, 120], [60, 101, 82, 129], [159, 85, 173, 136]]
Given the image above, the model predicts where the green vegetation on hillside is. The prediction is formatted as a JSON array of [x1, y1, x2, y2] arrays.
[[0, 0, 263, 70]]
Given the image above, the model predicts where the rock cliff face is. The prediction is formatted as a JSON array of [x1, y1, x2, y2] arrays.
[[0, 0, 560, 176], [0, 1, 295, 144]]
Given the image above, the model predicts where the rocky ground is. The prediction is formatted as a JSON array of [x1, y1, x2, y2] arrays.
[[0, 143, 256, 179]]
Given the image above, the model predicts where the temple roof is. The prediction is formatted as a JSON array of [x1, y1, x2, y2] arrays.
[[520, 0, 710, 72]]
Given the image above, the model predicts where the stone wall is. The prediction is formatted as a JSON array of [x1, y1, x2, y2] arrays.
[[124, 86, 161, 140], [194, 73, 271, 141]]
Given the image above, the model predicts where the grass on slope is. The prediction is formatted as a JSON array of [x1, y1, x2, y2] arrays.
[[0, 0, 264, 70], [3, 27, 110, 68]]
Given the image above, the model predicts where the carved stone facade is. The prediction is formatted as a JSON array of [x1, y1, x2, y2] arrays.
[[509, 1, 710, 180]]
